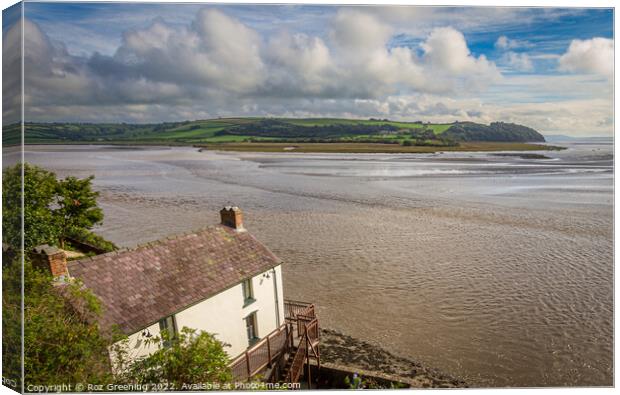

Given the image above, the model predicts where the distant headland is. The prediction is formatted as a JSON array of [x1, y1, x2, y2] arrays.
[[4, 117, 561, 153]]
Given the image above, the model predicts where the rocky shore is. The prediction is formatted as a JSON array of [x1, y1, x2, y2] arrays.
[[320, 328, 466, 388]]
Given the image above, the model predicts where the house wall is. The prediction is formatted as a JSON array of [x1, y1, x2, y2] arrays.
[[176, 264, 284, 357], [108, 322, 161, 372], [111, 264, 284, 366]]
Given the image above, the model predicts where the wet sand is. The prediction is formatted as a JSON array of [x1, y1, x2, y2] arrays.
[[15, 143, 613, 387]]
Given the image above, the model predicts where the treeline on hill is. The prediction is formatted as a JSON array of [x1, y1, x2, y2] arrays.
[[443, 122, 545, 142], [3, 118, 545, 145], [216, 119, 399, 138], [2, 121, 186, 145], [30, 122, 175, 142]]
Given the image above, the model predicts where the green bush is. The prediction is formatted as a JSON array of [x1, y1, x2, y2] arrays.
[[2, 256, 114, 389], [113, 328, 232, 389]]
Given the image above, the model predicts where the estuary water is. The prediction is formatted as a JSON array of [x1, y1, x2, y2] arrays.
[[13, 141, 613, 387]]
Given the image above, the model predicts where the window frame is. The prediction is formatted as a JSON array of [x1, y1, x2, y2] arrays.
[[159, 315, 178, 348], [242, 278, 255, 306], [245, 311, 259, 346]]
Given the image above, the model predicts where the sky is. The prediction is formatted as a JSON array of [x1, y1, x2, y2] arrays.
[[2, 3, 614, 136]]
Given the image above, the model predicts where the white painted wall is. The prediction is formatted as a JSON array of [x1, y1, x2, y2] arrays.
[[108, 321, 161, 372], [111, 265, 284, 365], [176, 265, 284, 357]]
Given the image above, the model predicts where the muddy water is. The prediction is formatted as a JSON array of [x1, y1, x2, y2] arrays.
[[17, 142, 613, 387]]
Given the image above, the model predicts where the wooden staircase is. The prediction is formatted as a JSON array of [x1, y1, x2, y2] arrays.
[[280, 300, 320, 387]]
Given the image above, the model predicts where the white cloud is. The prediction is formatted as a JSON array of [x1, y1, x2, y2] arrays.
[[324, 9, 430, 97], [330, 10, 393, 52], [558, 37, 613, 78], [495, 35, 531, 50], [504, 52, 534, 72], [495, 35, 509, 49], [112, 9, 266, 93], [420, 27, 501, 88], [14, 8, 503, 113], [5, 7, 612, 137], [2, 17, 23, 124], [264, 31, 334, 95]]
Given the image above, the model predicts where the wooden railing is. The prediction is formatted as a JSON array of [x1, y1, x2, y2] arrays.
[[304, 318, 320, 348], [284, 300, 316, 336], [267, 326, 295, 383], [230, 300, 319, 385], [285, 318, 320, 387], [283, 300, 320, 388], [229, 323, 292, 382], [284, 300, 314, 321], [286, 335, 308, 383]]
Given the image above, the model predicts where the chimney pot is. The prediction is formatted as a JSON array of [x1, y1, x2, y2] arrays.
[[220, 206, 245, 231], [32, 244, 69, 280]]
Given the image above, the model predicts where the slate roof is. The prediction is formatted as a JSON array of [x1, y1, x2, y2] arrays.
[[66, 225, 282, 335]]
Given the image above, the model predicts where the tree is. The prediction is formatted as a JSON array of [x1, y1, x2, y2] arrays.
[[3, 256, 114, 389], [3, 163, 59, 250], [2, 163, 113, 252], [54, 176, 104, 248], [113, 328, 233, 388]]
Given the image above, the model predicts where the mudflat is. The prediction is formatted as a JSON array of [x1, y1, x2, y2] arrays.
[[195, 141, 563, 153], [16, 141, 613, 387]]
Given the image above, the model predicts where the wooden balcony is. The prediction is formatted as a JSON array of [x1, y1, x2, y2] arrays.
[[229, 322, 293, 382], [229, 299, 320, 387]]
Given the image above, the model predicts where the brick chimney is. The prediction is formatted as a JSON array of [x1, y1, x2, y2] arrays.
[[220, 206, 245, 231], [32, 244, 69, 280]]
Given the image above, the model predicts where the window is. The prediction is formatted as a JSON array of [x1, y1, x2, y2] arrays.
[[242, 278, 255, 306], [159, 315, 177, 348], [245, 312, 258, 346]]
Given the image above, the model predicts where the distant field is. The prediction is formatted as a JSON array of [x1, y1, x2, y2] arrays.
[[195, 142, 561, 154], [281, 118, 453, 133]]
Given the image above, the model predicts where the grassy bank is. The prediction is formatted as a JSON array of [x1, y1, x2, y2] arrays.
[[195, 141, 565, 154]]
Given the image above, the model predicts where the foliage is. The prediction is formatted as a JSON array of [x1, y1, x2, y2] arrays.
[[66, 227, 117, 253], [344, 373, 408, 389], [113, 327, 233, 388], [2, 250, 23, 391], [2, 163, 113, 252], [443, 121, 545, 142], [411, 128, 436, 141], [11, 118, 542, 145], [13, 118, 450, 144], [217, 119, 399, 139], [4, 256, 233, 390], [2, 256, 114, 388], [344, 373, 363, 389], [3, 163, 59, 250], [54, 176, 104, 248]]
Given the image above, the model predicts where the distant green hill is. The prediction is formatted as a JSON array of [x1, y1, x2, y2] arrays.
[[442, 121, 546, 142], [3, 117, 545, 145]]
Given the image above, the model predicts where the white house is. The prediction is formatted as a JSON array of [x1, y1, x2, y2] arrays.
[[34, 207, 286, 364]]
